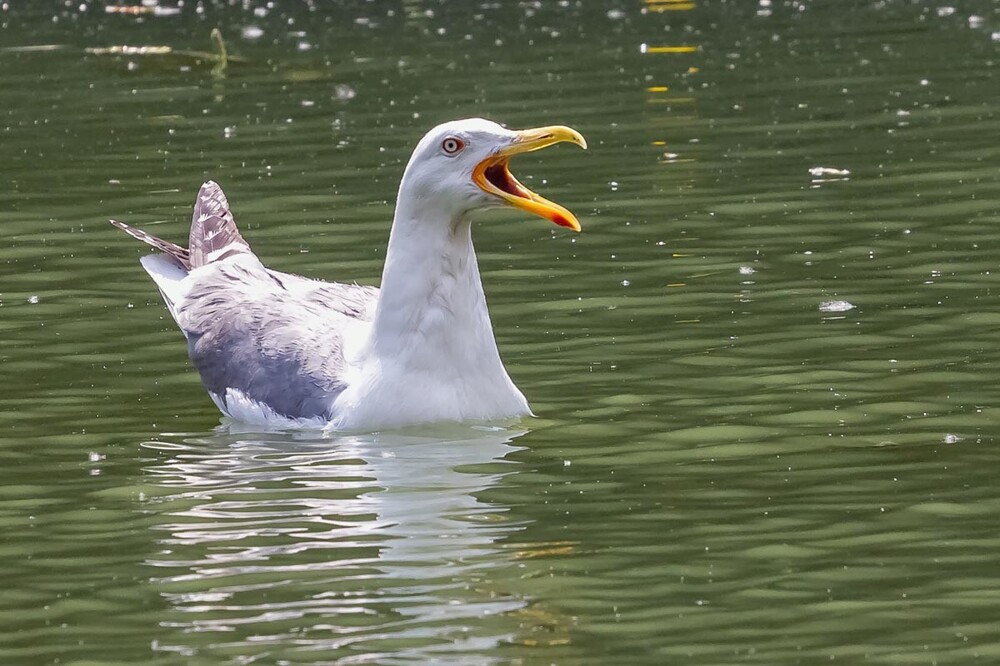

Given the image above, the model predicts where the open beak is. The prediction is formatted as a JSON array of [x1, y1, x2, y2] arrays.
[[472, 125, 587, 231]]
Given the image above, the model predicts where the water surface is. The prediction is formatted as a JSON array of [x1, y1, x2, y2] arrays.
[[2, 1, 1000, 663]]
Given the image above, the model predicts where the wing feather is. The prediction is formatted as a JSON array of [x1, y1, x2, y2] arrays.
[[114, 180, 379, 423], [177, 257, 377, 421]]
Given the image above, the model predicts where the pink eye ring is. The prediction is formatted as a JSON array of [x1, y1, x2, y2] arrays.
[[441, 137, 465, 155]]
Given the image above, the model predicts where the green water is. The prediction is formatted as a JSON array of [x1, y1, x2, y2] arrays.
[[2, 1, 1000, 663]]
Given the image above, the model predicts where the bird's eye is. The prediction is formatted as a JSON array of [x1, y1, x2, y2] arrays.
[[441, 137, 465, 155]]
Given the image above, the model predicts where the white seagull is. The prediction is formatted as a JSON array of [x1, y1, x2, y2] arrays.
[[111, 118, 587, 430]]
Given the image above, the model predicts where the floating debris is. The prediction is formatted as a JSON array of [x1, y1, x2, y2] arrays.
[[819, 300, 855, 313], [0, 44, 67, 53], [86, 45, 172, 56], [809, 166, 850, 177], [105, 4, 181, 16], [809, 166, 851, 188], [209, 28, 227, 78], [85, 28, 246, 74], [640, 43, 698, 54], [332, 83, 357, 100]]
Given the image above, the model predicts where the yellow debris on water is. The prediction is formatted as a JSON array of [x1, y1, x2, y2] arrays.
[[647, 2, 697, 11], [641, 45, 698, 54], [645, 0, 697, 10]]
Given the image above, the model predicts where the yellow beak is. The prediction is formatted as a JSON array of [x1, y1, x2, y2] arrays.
[[472, 125, 587, 232]]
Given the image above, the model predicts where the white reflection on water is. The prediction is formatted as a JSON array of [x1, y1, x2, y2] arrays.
[[140, 426, 528, 662]]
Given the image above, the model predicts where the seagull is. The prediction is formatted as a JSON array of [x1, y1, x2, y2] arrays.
[[111, 118, 587, 430]]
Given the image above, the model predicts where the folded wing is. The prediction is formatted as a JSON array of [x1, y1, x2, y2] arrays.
[[112, 181, 378, 423]]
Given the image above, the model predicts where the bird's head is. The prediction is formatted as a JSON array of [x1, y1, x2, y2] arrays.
[[399, 118, 587, 231]]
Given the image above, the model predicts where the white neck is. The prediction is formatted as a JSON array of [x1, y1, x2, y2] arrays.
[[369, 204, 497, 368], [344, 178, 529, 428]]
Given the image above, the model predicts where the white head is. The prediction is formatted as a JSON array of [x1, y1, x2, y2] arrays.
[[396, 118, 587, 231]]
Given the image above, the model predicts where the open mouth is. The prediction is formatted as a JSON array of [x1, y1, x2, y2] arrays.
[[483, 161, 532, 200], [472, 125, 587, 232]]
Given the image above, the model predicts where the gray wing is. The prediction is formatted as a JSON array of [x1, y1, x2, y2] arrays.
[[115, 179, 377, 421], [177, 257, 378, 421]]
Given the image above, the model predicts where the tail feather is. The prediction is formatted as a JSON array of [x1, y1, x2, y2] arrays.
[[111, 181, 254, 270], [110, 219, 191, 269], [188, 180, 252, 268], [139, 254, 190, 323]]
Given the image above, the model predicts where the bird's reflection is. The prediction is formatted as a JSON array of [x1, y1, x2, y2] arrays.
[[141, 425, 530, 662]]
